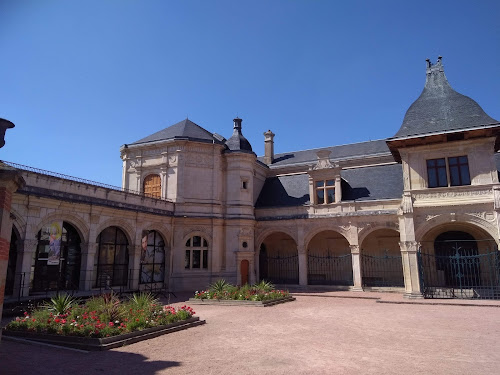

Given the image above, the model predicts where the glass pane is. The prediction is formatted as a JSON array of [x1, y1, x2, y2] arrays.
[[203, 239, 208, 247], [185, 250, 190, 269], [448, 157, 458, 166], [326, 188, 335, 203], [193, 236, 201, 247], [315, 181, 324, 188], [326, 179, 335, 186], [185, 239, 191, 247], [428, 169, 437, 188], [459, 156, 468, 164], [192, 250, 201, 268], [115, 228, 128, 245], [99, 244, 113, 264], [460, 165, 471, 185], [140, 265, 153, 283], [436, 158, 446, 167], [115, 244, 128, 264], [203, 250, 208, 269], [153, 264, 164, 282], [100, 227, 115, 244], [426, 159, 436, 168], [437, 166, 448, 187], [450, 165, 460, 186], [316, 190, 324, 204]]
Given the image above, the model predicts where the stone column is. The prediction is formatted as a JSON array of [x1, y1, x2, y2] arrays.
[[130, 244, 142, 291], [80, 242, 97, 291], [298, 245, 307, 286], [350, 245, 363, 291], [15, 238, 36, 298], [0, 167, 24, 340], [400, 241, 423, 298]]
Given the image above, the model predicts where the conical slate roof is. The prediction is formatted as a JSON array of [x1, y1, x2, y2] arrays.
[[130, 119, 223, 145], [225, 118, 253, 152], [392, 57, 499, 139]]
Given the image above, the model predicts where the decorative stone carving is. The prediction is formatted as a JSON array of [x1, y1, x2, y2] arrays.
[[413, 189, 492, 200], [312, 150, 334, 170], [239, 227, 253, 238], [493, 187, 500, 210], [349, 245, 360, 254], [183, 226, 211, 238], [185, 153, 214, 168], [425, 214, 440, 222]]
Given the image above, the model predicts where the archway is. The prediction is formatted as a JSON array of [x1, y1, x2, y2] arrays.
[[95, 226, 129, 287], [259, 232, 298, 284], [32, 221, 82, 292], [360, 229, 403, 287], [307, 230, 352, 285], [419, 223, 499, 299]]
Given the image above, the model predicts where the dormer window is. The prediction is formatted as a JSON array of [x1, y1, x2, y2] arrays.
[[427, 156, 471, 188], [316, 179, 335, 204]]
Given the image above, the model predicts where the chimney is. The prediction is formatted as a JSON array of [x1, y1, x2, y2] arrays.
[[263, 130, 275, 165]]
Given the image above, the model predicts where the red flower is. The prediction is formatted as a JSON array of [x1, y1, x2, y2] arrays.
[[108, 322, 114, 327], [61, 319, 67, 324], [55, 318, 61, 323]]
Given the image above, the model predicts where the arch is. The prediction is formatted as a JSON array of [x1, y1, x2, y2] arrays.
[[415, 215, 498, 246], [358, 222, 399, 246], [256, 227, 297, 251], [359, 228, 404, 287], [140, 230, 166, 283], [306, 230, 353, 286], [143, 174, 161, 199], [5, 226, 20, 295], [259, 231, 298, 284], [141, 223, 171, 248], [94, 218, 135, 245], [32, 221, 82, 292], [304, 225, 350, 250], [10, 207, 26, 240], [95, 226, 130, 287], [35, 211, 89, 244]]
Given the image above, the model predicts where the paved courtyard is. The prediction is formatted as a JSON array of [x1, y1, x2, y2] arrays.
[[1, 291, 500, 374]]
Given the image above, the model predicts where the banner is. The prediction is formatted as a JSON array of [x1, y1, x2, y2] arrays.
[[46, 222, 63, 265]]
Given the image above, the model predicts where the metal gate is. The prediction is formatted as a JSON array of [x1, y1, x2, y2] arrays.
[[361, 251, 404, 287], [418, 243, 500, 299], [261, 252, 299, 284], [307, 253, 353, 285]]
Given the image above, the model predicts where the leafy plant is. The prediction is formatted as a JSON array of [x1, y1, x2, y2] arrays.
[[253, 280, 275, 293], [101, 292, 124, 323], [129, 292, 159, 310], [43, 293, 77, 315], [209, 279, 230, 295]]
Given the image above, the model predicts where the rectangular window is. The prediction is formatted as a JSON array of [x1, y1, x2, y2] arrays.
[[315, 179, 335, 204], [448, 156, 471, 186], [427, 156, 471, 188]]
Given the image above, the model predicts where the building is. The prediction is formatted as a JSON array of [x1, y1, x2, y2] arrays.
[[2, 57, 500, 310]]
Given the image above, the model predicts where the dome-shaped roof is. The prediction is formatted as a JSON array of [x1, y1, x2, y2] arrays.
[[393, 57, 498, 139], [225, 118, 253, 152]]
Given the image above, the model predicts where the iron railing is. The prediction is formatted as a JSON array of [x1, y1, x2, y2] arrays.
[[418, 243, 500, 299], [260, 253, 299, 284], [361, 251, 404, 287], [1, 160, 170, 201], [307, 252, 353, 286]]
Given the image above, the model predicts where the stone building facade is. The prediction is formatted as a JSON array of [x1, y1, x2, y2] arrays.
[[2, 57, 500, 305]]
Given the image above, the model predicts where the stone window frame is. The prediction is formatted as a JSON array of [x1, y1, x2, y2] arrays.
[[314, 179, 335, 204], [184, 235, 209, 270]]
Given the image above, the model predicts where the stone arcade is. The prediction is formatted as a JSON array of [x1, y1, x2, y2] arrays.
[[2, 58, 500, 313]]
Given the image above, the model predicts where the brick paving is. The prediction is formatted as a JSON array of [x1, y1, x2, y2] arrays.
[[1, 291, 500, 374]]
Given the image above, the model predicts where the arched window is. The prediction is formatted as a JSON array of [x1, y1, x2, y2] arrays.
[[140, 230, 165, 284], [185, 235, 208, 270], [95, 226, 129, 287], [143, 174, 161, 199], [33, 222, 81, 292]]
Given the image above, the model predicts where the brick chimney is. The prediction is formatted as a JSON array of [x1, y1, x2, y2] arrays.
[[263, 130, 275, 165]]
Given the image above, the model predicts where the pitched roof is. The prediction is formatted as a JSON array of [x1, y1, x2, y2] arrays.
[[130, 119, 224, 145], [258, 139, 391, 167], [255, 163, 403, 208], [392, 57, 499, 139]]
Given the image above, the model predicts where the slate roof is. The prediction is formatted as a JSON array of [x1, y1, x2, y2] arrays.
[[392, 57, 499, 139], [256, 163, 403, 208], [225, 118, 253, 153], [258, 139, 391, 167], [130, 119, 224, 145]]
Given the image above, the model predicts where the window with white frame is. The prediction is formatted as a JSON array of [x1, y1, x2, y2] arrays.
[[185, 235, 208, 269]]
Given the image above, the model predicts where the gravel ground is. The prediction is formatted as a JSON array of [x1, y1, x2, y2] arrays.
[[1, 291, 500, 375]]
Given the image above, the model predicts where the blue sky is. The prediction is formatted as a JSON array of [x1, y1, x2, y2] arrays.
[[1, 1, 499, 187]]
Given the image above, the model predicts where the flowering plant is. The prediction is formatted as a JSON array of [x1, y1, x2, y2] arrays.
[[6, 292, 196, 338], [194, 280, 289, 301]]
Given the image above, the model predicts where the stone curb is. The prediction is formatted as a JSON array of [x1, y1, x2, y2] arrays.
[[375, 300, 500, 308], [188, 296, 296, 307], [2, 317, 206, 351]]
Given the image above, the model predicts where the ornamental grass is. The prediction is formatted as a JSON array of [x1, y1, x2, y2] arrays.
[[5, 292, 195, 338], [194, 280, 289, 301]]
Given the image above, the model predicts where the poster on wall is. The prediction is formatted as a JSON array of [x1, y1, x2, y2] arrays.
[[46, 222, 63, 265]]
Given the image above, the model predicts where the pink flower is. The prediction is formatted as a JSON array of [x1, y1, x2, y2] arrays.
[[109, 322, 114, 327]]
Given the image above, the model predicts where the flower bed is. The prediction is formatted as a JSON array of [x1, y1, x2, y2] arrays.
[[2, 292, 204, 350], [190, 280, 295, 306]]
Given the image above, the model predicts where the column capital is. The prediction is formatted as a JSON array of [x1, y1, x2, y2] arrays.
[[350, 245, 360, 254], [399, 241, 419, 253]]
